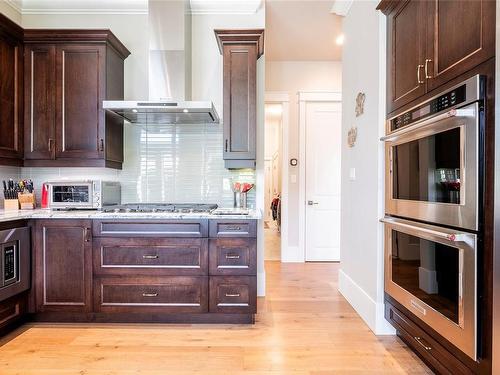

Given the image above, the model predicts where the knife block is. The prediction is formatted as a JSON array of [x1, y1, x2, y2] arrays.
[[3, 199, 19, 211], [18, 193, 36, 210]]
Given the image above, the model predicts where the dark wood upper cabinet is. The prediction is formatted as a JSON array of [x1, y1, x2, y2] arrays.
[[0, 14, 23, 166], [35, 219, 93, 313], [379, 0, 495, 114], [215, 29, 264, 169], [386, 0, 427, 113], [24, 30, 130, 169], [425, 0, 495, 91]]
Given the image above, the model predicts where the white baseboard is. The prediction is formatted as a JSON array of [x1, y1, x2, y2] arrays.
[[281, 246, 304, 262], [257, 270, 266, 297], [338, 269, 395, 335]]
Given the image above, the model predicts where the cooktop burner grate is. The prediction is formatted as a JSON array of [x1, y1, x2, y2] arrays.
[[101, 203, 218, 214]]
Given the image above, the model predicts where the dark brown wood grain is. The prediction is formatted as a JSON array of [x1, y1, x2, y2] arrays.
[[426, 0, 495, 91], [215, 29, 263, 169], [92, 220, 209, 238], [209, 238, 257, 276], [0, 13, 23, 166], [93, 237, 208, 276], [24, 44, 56, 160], [209, 219, 257, 238], [386, 0, 427, 113], [0, 292, 28, 337], [93, 276, 208, 314], [34, 219, 93, 313], [209, 276, 256, 314]]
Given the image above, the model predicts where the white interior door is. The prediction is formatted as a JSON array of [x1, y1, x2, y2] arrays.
[[305, 101, 342, 261]]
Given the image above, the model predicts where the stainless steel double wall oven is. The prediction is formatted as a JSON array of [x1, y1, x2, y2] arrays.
[[382, 75, 485, 361]]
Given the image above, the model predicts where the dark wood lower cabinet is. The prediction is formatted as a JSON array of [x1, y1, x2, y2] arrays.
[[0, 293, 28, 336], [385, 301, 473, 374], [94, 276, 208, 313], [28, 218, 258, 324]]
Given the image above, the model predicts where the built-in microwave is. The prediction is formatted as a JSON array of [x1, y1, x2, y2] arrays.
[[382, 75, 484, 231], [46, 180, 121, 210], [382, 216, 477, 360]]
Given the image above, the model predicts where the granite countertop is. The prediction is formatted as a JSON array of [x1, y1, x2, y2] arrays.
[[0, 208, 262, 223]]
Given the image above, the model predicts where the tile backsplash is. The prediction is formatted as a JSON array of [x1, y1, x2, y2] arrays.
[[19, 123, 256, 208]]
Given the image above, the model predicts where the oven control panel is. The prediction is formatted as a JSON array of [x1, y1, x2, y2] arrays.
[[391, 84, 467, 131]]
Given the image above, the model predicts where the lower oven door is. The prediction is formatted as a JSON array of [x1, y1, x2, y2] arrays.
[[382, 216, 477, 360]]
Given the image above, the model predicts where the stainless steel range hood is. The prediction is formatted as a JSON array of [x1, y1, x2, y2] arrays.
[[104, 0, 219, 125], [103, 100, 219, 124]]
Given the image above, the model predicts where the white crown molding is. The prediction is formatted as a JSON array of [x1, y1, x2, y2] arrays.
[[189, 0, 262, 15], [5, 0, 148, 15], [330, 0, 353, 17]]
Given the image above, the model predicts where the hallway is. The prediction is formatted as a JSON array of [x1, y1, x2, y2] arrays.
[[0, 262, 430, 374]]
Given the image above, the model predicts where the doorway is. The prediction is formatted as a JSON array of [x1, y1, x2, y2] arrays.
[[264, 103, 283, 261]]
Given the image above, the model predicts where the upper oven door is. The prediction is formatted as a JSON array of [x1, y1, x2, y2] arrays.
[[383, 217, 477, 360], [48, 182, 93, 208], [384, 101, 479, 231]]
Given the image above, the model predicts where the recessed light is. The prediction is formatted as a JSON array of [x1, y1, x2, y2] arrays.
[[183, 109, 189, 113], [335, 34, 345, 45]]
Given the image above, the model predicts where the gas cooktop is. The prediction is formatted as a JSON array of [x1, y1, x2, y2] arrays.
[[101, 203, 218, 214]]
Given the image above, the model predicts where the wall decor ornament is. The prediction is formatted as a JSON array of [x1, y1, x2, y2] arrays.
[[355, 92, 366, 117], [347, 126, 357, 148]]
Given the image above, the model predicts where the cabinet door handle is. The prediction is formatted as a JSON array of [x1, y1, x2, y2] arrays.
[[84, 227, 91, 242], [142, 293, 158, 297], [226, 226, 241, 231], [225, 293, 240, 297], [417, 64, 424, 84], [414, 336, 432, 351], [48, 138, 53, 152], [225, 139, 228, 152], [143, 255, 159, 259], [424, 59, 433, 79], [99, 139, 104, 152], [225, 254, 240, 259]]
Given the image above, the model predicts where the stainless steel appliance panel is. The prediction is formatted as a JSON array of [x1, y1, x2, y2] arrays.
[[0, 227, 30, 302], [382, 217, 477, 360]]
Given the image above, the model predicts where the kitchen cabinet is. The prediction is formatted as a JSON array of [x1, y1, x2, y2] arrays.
[[0, 293, 28, 336], [215, 29, 264, 169], [378, 0, 495, 114], [24, 30, 130, 169], [0, 14, 23, 166], [34, 219, 92, 313]]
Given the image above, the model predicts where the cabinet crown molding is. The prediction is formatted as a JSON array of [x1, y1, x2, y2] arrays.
[[214, 29, 265, 58], [23, 29, 131, 58]]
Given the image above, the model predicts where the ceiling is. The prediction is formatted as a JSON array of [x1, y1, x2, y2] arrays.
[[265, 0, 343, 61]]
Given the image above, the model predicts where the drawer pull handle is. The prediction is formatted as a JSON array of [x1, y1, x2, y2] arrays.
[[143, 255, 159, 259], [414, 336, 432, 351], [226, 226, 241, 230], [225, 293, 240, 297], [226, 254, 240, 259], [142, 293, 158, 297]]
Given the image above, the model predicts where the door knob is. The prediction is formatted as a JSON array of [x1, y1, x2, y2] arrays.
[[307, 200, 318, 206]]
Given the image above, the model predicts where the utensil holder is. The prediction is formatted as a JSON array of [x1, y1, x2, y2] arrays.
[[18, 193, 36, 210], [233, 192, 241, 208], [240, 192, 248, 209], [4, 199, 19, 211]]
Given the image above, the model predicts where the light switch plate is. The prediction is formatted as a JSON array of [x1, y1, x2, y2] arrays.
[[349, 168, 356, 181]]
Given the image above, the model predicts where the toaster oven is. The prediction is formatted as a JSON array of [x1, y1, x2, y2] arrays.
[[46, 180, 121, 210]]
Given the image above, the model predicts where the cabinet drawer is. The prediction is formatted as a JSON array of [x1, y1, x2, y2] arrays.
[[93, 220, 209, 238], [94, 276, 208, 313], [93, 238, 208, 276], [209, 238, 256, 275], [209, 220, 257, 238], [0, 294, 26, 332], [386, 302, 471, 374], [209, 276, 256, 314]]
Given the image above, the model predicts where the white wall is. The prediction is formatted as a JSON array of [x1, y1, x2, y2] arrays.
[[338, 0, 394, 335], [265, 61, 342, 259]]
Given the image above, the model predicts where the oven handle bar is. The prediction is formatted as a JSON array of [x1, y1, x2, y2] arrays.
[[380, 217, 468, 243], [380, 108, 476, 142]]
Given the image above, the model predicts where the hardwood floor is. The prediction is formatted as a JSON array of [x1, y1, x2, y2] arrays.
[[264, 222, 281, 260], [0, 262, 431, 374]]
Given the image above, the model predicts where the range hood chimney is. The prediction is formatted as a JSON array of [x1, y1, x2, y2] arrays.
[[103, 0, 219, 124]]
